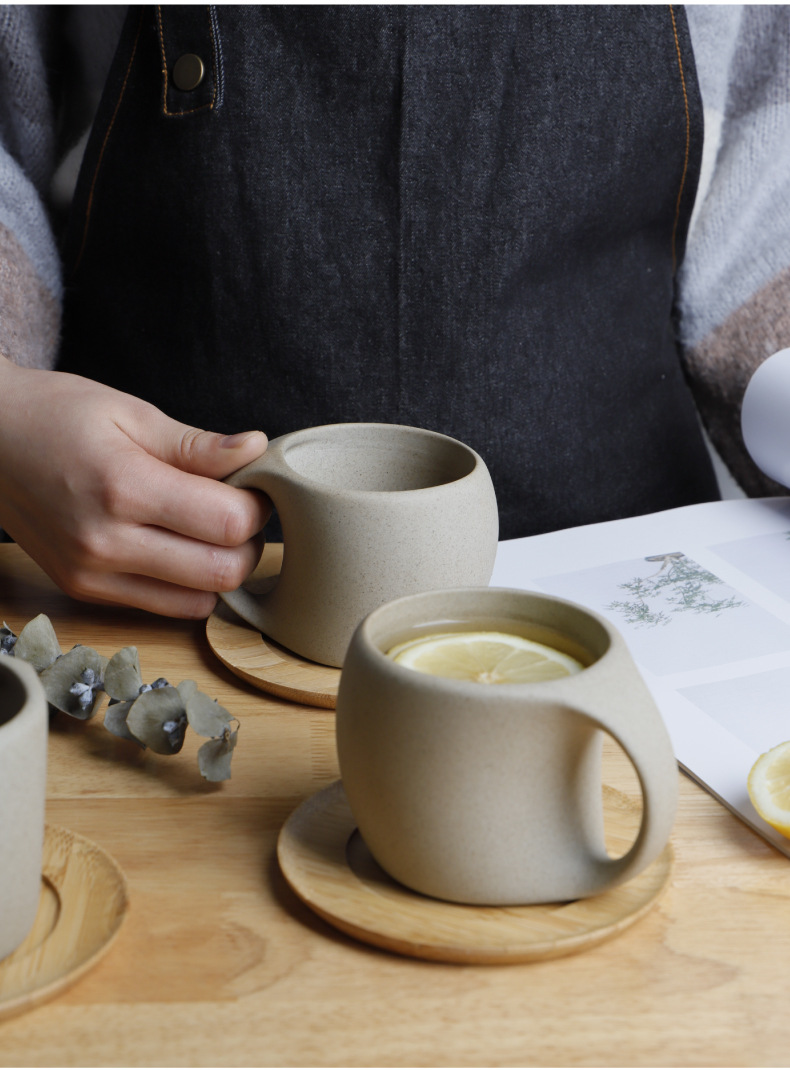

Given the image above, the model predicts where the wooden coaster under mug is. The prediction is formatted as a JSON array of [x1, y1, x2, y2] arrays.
[[0, 825, 129, 1021], [207, 601, 340, 709], [277, 781, 673, 965], [206, 545, 340, 709]]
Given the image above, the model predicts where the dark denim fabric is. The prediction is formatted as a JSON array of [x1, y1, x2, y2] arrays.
[[60, 5, 718, 540]]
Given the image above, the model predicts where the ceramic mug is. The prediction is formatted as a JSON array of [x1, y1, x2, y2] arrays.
[[0, 655, 48, 961], [335, 587, 678, 906], [222, 423, 499, 667]]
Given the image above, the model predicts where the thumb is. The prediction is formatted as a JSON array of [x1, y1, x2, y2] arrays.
[[154, 424, 269, 480]]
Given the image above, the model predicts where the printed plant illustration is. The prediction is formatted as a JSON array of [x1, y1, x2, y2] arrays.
[[605, 552, 747, 628]]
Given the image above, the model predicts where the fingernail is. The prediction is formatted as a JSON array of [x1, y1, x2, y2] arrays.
[[221, 431, 264, 449]]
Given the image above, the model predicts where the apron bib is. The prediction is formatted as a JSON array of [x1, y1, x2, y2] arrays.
[[60, 4, 718, 538]]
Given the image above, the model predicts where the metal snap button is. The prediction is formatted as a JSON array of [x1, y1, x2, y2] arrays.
[[172, 53, 205, 92]]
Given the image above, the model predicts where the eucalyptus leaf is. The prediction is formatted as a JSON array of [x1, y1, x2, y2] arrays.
[[126, 685, 187, 754], [39, 645, 108, 719], [176, 679, 198, 703], [103, 700, 144, 746], [185, 690, 233, 738], [104, 646, 144, 701], [14, 614, 62, 672], [197, 725, 238, 782]]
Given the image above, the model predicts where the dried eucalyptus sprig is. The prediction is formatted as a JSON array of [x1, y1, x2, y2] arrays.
[[1, 615, 238, 781], [102, 646, 239, 781]]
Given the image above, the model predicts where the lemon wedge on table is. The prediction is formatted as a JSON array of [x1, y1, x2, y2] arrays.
[[387, 631, 584, 684], [747, 742, 790, 837]]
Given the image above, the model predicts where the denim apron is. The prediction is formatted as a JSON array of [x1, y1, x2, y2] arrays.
[[60, 5, 718, 540]]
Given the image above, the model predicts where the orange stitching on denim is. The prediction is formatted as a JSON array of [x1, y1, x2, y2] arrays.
[[669, 4, 691, 275], [72, 13, 143, 275], [156, 5, 169, 114], [207, 5, 219, 107], [158, 4, 217, 118]]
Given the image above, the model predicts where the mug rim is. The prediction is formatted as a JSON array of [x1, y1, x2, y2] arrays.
[[354, 586, 617, 694], [271, 421, 487, 498], [0, 655, 45, 738]]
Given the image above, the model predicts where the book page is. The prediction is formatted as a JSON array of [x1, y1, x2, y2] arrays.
[[491, 496, 790, 856]]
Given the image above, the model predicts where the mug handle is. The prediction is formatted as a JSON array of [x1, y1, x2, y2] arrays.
[[219, 455, 280, 633], [557, 659, 679, 892]]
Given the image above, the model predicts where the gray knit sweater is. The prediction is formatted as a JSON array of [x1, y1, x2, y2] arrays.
[[1, 5, 789, 498]]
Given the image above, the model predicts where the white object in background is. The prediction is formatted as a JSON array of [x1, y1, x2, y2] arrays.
[[742, 348, 790, 487]]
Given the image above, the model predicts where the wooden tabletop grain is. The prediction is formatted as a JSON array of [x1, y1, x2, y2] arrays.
[[0, 542, 788, 1067]]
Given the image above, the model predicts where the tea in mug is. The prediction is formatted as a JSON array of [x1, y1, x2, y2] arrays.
[[387, 629, 585, 684]]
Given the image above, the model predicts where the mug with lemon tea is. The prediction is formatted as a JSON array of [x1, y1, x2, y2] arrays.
[[336, 586, 678, 906]]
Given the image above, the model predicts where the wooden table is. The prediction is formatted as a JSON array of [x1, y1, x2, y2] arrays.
[[1, 542, 789, 1067]]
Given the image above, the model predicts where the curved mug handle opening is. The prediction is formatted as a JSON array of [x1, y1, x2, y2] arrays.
[[566, 689, 678, 896]]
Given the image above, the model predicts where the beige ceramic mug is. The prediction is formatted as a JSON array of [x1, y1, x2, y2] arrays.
[[0, 655, 48, 960], [222, 423, 499, 667], [336, 587, 678, 906]]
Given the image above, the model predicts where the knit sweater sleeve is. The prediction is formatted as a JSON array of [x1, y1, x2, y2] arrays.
[[680, 4, 790, 496], [0, 6, 62, 370]]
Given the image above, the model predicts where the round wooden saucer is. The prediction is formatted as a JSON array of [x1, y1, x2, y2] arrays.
[[207, 601, 340, 709], [0, 825, 129, 1020], [207, 543, 340, 709], [277, 781, 673, 964]]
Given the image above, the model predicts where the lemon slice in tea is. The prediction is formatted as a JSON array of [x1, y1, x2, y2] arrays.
[[387, 631, 584, 684], [747, 741, 790, 837]]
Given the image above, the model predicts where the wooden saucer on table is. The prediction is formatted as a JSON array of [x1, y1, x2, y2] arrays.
[[206, 602, 340, 709], [277, 781, 673, 965], [206, 545, 340, 709], [0, 825, 128, 1021]]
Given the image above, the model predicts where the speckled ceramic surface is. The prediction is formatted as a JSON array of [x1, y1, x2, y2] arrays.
[[336, 588, 679, 906], [0, 657, 48, 962], [222, 423, 499, 667]]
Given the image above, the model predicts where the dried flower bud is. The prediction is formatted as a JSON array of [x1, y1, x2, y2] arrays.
[[0, 624, 17, 655], [69, 667, 103, 711], [126, 685, 188, 754], [40, 645, 108, 719]]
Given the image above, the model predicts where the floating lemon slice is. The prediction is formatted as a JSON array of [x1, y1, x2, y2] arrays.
[[747, 741, 790, 837], [387, 631, 584, 684]]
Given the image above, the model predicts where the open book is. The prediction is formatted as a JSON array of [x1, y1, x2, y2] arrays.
[[490, 496, 790, 857]]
